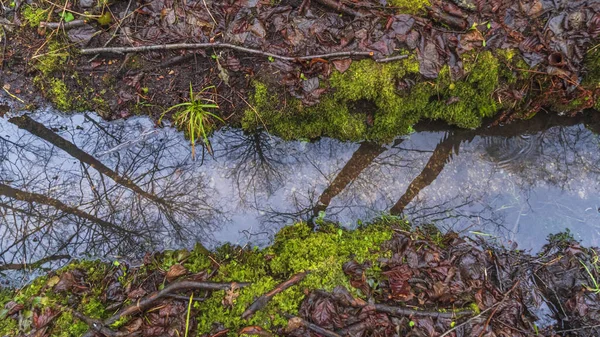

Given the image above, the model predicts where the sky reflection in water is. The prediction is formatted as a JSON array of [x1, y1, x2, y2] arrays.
[[1, 110, 600, 279]]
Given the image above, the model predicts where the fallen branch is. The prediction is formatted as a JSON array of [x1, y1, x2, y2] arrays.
[[40, 20, 86, 29], [59, 305, 138, 337], [80, 42, 375, 60], [81, 281, 248, 337], [242, 272, 307, 319], [323, 287, 473, 319], [106, 281, 248, 325]]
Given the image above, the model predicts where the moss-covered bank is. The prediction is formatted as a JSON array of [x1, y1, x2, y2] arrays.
[[1, 217, 600, 337], [3, 0, 599, 145], [242, 51, 504, 141]]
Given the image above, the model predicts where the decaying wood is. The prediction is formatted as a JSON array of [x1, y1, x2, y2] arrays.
[[242, 271, 307, 319]]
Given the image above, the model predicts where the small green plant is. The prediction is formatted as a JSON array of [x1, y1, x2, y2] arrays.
[[160, 83, 222, 159], [580, 251, 600, 294]]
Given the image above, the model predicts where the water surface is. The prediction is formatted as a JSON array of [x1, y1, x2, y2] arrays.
[[1, 110, 600, 281]]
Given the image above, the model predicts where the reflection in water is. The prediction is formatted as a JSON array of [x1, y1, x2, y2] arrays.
[[1, 111, 600, 281]]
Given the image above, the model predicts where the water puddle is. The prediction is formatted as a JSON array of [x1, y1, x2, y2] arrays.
[[1, 110, 600, 280]]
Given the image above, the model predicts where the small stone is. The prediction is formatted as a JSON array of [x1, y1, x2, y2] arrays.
[[80, 0, 94, 8]]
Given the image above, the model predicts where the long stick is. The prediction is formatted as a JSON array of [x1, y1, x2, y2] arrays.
[[80, 42, 374, 59]]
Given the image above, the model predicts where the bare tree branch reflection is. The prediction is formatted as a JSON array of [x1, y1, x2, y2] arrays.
[[1, 114, 223, 278]]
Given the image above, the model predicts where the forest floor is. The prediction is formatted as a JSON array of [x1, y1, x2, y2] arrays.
[[1, 0, 600, 142], [1, 219, 600, 337]]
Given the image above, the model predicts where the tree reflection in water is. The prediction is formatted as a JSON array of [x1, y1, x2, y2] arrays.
[[0, 113, 222, 279], [1, 111, 600, 282]]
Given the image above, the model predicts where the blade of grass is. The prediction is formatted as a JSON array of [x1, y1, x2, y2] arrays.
[[184, 292, 194, 337]]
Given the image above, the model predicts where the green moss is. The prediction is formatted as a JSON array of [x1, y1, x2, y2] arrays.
[[35, 40, 68, 76], [52, 311, 89, 337], [388, 0, 431, 14], [584, 47, 600, 110], [22, 5, 49, 28], [194, 222, 394, 335], [47, 78, 73, 110], [244, 51, 500, 142]]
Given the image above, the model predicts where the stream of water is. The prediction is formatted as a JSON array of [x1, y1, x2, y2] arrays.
[[1, 109, 600, 282]]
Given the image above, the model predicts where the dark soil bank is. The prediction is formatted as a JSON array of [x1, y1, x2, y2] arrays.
[[1, 0, 600, 142], [1, 221, 600, 337]]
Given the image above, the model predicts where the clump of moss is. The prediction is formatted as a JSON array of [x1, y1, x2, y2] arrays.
[[21, 5, 49, 28], [35, 40, 68, 76], [47, 78, 73, 110], [244, 51, 501, 142], [583, 47, 600, 110], [194, 222, 394, 335], [388, 0, 431, 14]]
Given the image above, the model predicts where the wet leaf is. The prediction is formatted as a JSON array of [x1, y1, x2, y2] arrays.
[[32, 308, 57, 329], [166, 263, 188, 282], [125, 317, 143, 333], [4, 301, 23, 316], [311, 297, 341, 329], [53, 271, 75, 292], [332, 58, 352, 73], [128, 287, 147, 299], [68, 25, 97, 47]]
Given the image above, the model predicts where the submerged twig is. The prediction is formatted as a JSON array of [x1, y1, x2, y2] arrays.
[[0, 254, 71, 271], [242, 272, 307, 319]]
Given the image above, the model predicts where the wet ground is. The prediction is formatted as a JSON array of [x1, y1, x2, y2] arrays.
[[1, 109, 600, 282]]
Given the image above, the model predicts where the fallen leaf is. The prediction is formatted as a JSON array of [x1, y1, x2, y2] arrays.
[[166, 263, 188, 282]]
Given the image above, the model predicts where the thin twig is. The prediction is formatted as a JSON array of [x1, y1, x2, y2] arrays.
[[89, 0, 134, 62], [374, 303, 473, 319], [80, 42, 374, 60], [40, 19, 86, 29], [438, 306, 496, 337], [375, 54, 409, 63]]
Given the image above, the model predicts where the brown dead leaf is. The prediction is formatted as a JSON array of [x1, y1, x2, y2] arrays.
[[125, 317, 143, 333], [128, 287, 147, 299], [332, 58, 352, 73], [53, 271, 75, 292], [240, 326, 273, 336], [166, 263, 188, 282], [222, 284, 240, 307]]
